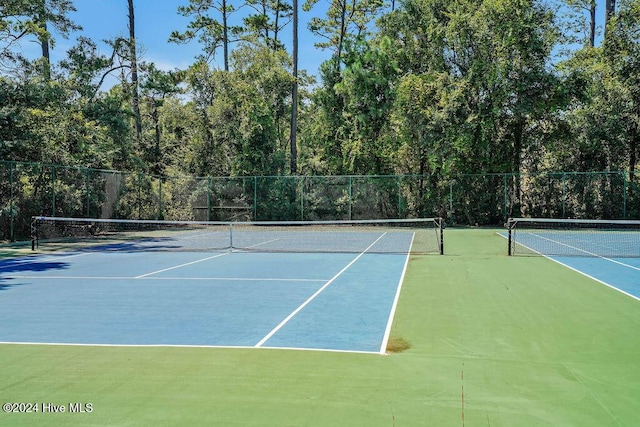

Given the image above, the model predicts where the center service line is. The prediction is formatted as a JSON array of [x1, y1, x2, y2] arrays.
[[254, 233, 388, 348], [135, 252, 230, 278]]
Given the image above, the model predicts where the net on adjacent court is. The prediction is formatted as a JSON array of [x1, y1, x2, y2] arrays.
[[31, 216, 444, 255], [506, 218, 640, 257]]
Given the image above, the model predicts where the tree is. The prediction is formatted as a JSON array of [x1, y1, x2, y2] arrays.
[[298, 60, 348, 174], [563, 0, 598, 47], [606, 0, 617, 28], [333, 36, 399, 174], [170, 0, 244, 70], [128, 0, 142, 143], [0, 0, 80, 78], [244, 0, 293, 50], [55, 37, 133, 168], [604, 0, 640, 183], [303, 0, 385, 71], [290, 0, 298, 173], [139, 64, 184, 175], [181, 44, 296, 176], [556, 48, 627, 171]]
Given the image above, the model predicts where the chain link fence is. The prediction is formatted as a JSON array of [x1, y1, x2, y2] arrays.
[[0, 160, 637, 241]]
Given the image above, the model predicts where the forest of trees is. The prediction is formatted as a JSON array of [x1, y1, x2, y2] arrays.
[[0, 0, 639, 226]]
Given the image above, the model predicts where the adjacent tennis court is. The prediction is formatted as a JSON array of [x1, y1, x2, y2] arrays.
[[505, 218, 640, 301], [0, 217, 443, 354]]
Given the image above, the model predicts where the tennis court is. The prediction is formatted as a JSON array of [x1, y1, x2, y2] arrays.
[[0, 217, 443, 354], [505, 218, 640, 300]]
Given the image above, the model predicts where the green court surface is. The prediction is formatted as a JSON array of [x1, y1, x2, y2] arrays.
[[1, 229, 639, 426]]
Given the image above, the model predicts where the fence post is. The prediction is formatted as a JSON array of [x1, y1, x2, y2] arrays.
[[397, 175, 403, 218], [137, 172, 142, 220], [85, 168, 90, 218], [623, 171, 627, 219], [449, 180, 454, 224], [9, 162, 14, 241], [207, 177, 211, 222], [562, 173, 567, 218], [300, 176, 305, 221], [503, 174, 508, 222], [158, 177, 163, 220], [348, 176, 353, 220], [51, 165, 56, 217], [253, 176, 257, 220]]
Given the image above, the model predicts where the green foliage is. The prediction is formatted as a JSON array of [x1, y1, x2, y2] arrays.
[[170, 0, 244, 68], [333, 36, 399, 174], [0, 0, 80, 77], [304, 0, 385, 66], [298, 60, 348, 174], [243, 0, 293, 50], [0, 0, 639, 228], [181, 44, 294, 177]]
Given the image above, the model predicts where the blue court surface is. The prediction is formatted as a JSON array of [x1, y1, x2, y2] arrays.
[[0, 248, 410, 354], [550, 255, 640, 300], [504, 231, 640, 301]]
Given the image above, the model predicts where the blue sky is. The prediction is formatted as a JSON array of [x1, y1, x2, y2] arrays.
[[34, 0, 331, 77]]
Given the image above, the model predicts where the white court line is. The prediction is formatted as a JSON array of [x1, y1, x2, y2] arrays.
[[379, 233, 414, 355], [254, 233, 388, 348], [135, 252, 230, 278], [232, 238, 280, 251], [0, 341, 381, 355], [4, 275, 327, 282], [171, 230, 228, 239], [40, 252, 94, 260]]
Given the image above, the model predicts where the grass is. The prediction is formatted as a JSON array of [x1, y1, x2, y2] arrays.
[[1, 229, 639, 425]]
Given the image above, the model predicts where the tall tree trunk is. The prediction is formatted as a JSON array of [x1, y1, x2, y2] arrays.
[[336, 0, 347, 72], [36, 1, 51, 80], [589, 2, 596, 47], [630, 125, 638, 183], [605, 0, 616, 37], [152, 106, 161, 175], [222, 0, 229, 71], [128, 0, 142, 142], [290, 0, 298, 174], [274, 0, 281, 51], [39, 21, 51, 80]]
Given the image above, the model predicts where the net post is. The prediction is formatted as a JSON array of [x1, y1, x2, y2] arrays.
[[229, 222, 234, 250], [30, 216, 38, 251], [506, 218, 514, 256], [437, 217, 444, 255]]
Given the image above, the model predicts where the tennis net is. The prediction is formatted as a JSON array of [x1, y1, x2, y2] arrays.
[[506, 218, 640, 257], [31, 216, 444, 255]]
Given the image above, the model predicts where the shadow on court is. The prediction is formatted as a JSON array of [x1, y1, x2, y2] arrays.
[[41, 237, 216, 253], [0, 257, 69, 291], [82, 238, 196, 252]]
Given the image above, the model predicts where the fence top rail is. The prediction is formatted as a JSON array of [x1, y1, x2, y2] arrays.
[[0, 159, 634, 181]]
